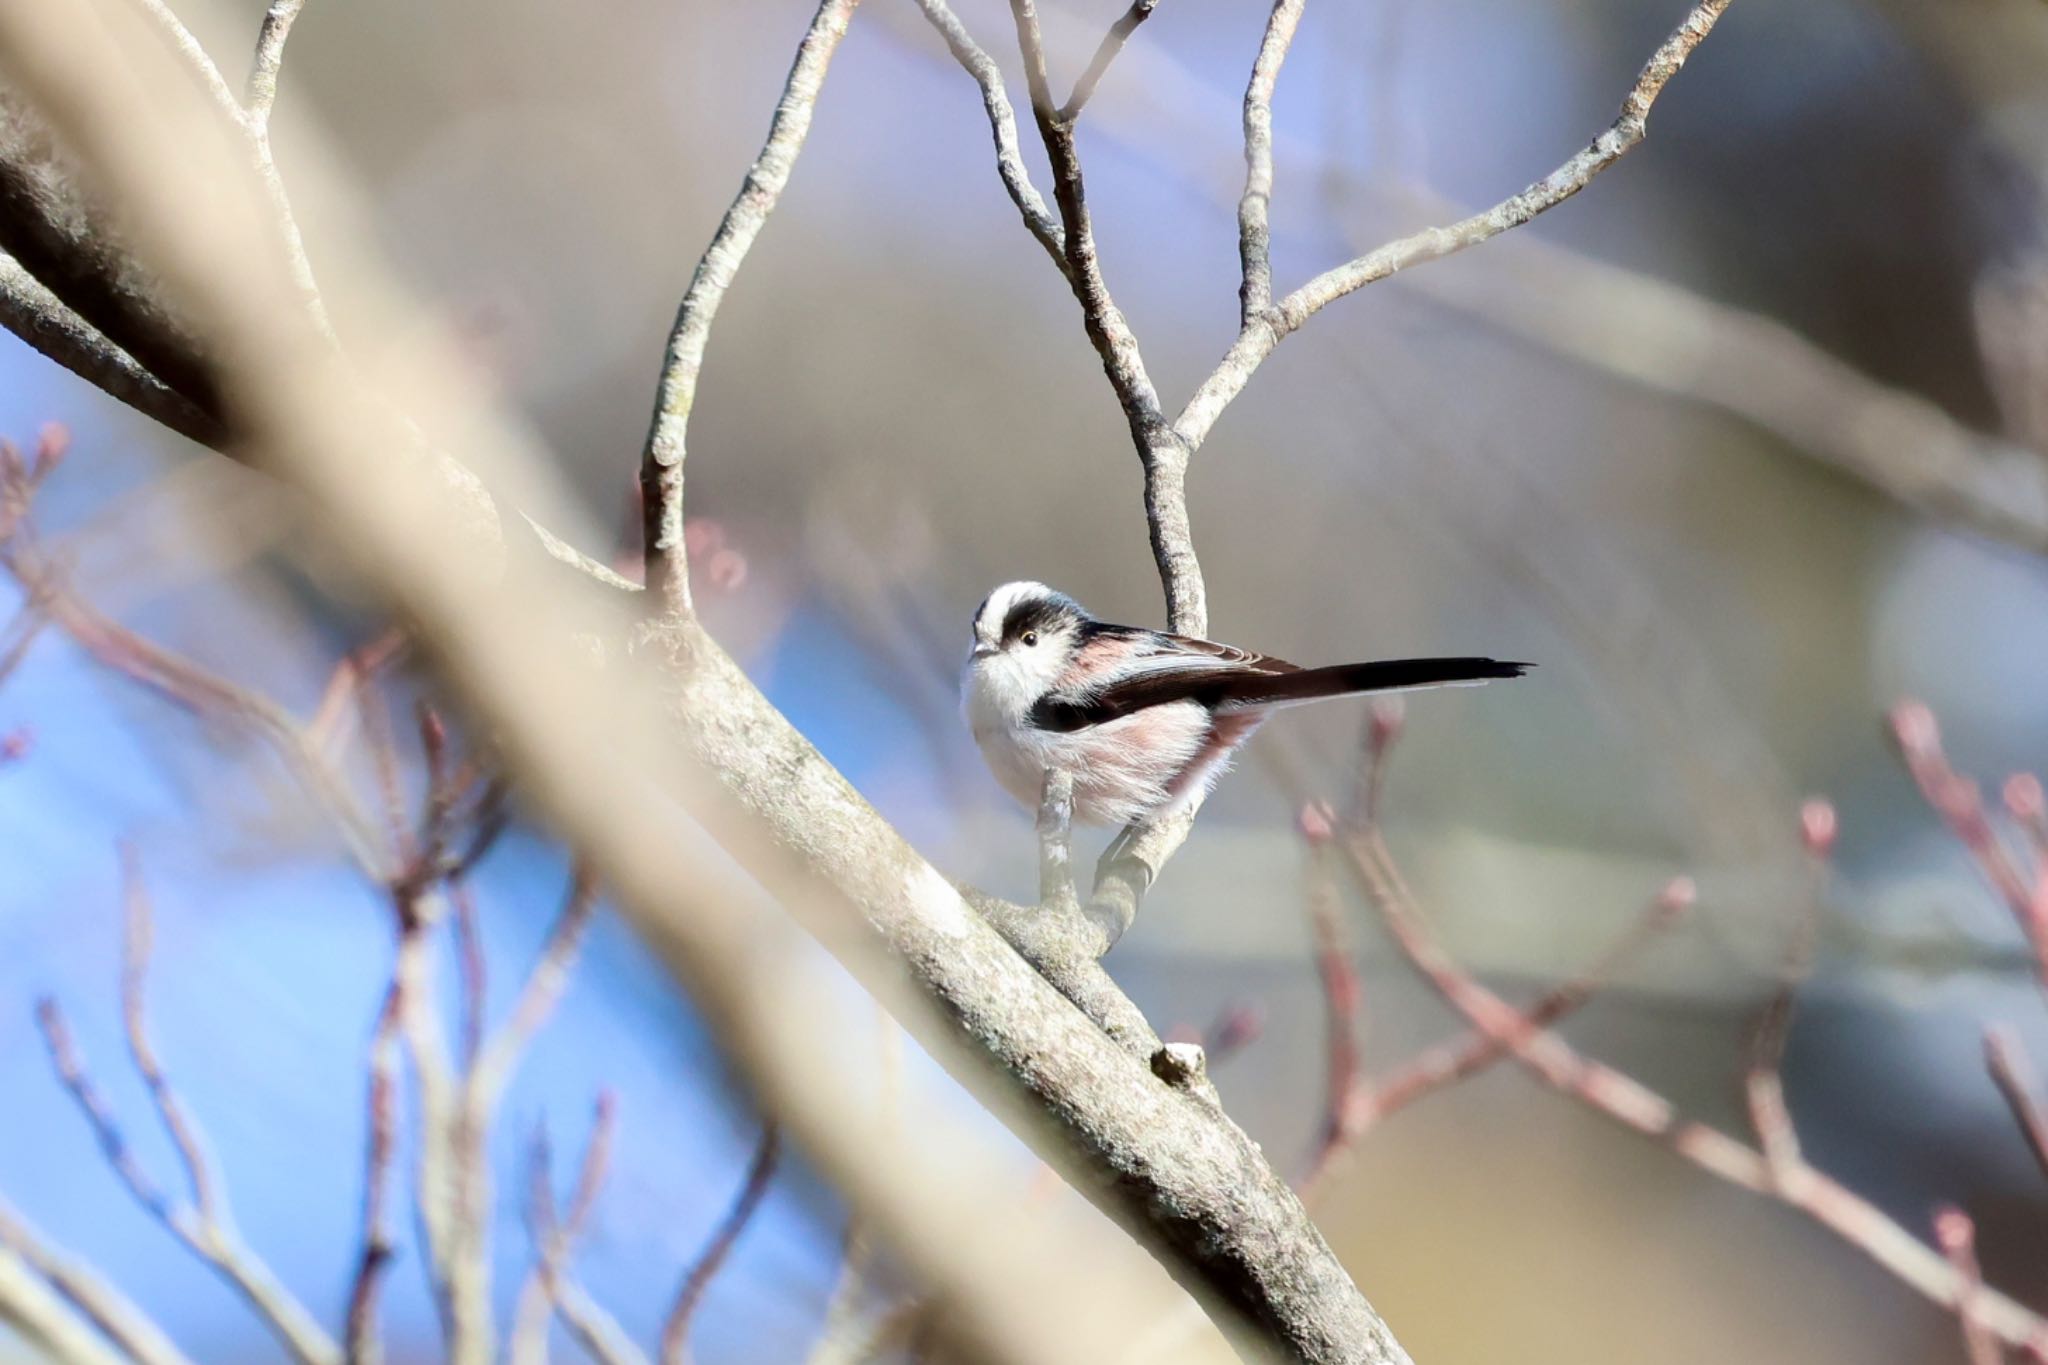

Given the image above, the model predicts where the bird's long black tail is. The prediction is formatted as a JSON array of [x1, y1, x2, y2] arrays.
[[1218, 657, 1530, 709]]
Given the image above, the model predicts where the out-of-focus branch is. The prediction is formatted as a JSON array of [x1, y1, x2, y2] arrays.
[[0, 1199, 194, 1365], [1934, 1205, 2001, 1365], [1892, 701, 2048, 986], [35, 859, 341, 1365], [343, 968, 403, 1365], [0, 1239, 133, 1365], [511, 1096, 645, 1365], [638, 0, 859, 617], [1987, 1029, 2048, 1182], [1356, 877, 1694, 1132], [0, 3, 1395, 1357], [659, 1121, 781, 1365], [1296, 813, 1369, 1195], [1333, 724, 2048, 1355], [1741, 800, 1832, 1177]]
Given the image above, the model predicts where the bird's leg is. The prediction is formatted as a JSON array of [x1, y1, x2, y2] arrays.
[[1036, 767, 1082, 916]]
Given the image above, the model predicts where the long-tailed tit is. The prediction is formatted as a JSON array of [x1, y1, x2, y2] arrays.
[[963, 581, 1529, 827]]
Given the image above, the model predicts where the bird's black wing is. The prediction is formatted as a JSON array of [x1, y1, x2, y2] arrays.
[[1029, 631, 1527, 733]]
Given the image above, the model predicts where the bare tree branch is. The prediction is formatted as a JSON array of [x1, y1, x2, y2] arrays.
[[1327, 722, 2048, 1355], [0, 249, 219, 444], [907, 1, 1068, 274], [36, 864, 341, 1365], [513, 1096, 645, 1365], [1237, 0, 1305, 324], [0, 1, 1419, 1356], [1987, 1028, 2048, 1182], [246, 0, 308, 132], [343, 965, 404, 1365], [1934, 1205, 2002, 1365], [659, 1121, 781, 1365], [1057, 0, 1159, 122], [639, 0, 860, 617], [1175, 0, 1735, 448], [0, 1240, 134, 1365], [0, 1198, 195, 1365]]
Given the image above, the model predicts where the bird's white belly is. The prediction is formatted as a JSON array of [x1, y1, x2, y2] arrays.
[[974, 701, 1213, 826]]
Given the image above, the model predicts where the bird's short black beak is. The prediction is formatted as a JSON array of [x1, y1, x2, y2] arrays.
[[970, 644, 997, 660]]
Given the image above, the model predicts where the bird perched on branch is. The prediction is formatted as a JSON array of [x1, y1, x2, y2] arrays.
[[963, 581, 1528, 827]]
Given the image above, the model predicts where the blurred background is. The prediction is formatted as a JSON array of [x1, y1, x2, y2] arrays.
[[6, 0, 2048, 1359]]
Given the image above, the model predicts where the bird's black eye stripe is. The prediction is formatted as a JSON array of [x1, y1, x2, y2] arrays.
[[1000, 594, 1080, 646]]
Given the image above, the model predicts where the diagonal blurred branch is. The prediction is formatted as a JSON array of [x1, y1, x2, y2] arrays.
[[0, 1198, 195, 1365], [0, 1, 1407, 1358], [1330, 720, 2048, 1355], [1987, 1028, 2048, 1182]]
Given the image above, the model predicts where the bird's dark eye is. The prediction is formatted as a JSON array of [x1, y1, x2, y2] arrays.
[[1021, 630, 1038, 646]]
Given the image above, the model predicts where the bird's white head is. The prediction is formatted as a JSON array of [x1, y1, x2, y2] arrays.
[[963, 581, 1091, 724]]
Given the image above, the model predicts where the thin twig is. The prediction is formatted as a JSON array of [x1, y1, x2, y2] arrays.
[[343, 972, 404, 1365], [37, 870, 341, 1365], [1986, 1029, 2048, 1183], [660, 1120, 782, 1364], [1173, 0, 1735, 450], [1358, 877, 1694, 1129], [1, 549, 385, 873], [470, 862, 599, 1106], [1057, 0, 1160, 121], [122, 0, 245, 124], [1892, 701, 2048, 987], [640, 0, 861, 616], [1299, 829, 1367, 1194], [246, 0, 308, 131], [1237, 0, 1305, 324], [1330, 728, 2048, 1354], [512, 1097, 645, 1365], [1741, 800, 1831, 1179], [910, 0, 1068, 274], [1934, 1205, 2002, 1365]]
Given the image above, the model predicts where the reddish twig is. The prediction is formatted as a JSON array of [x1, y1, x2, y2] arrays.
[[510, 1095, 643, 1365], [1741, 800, 1832, 1179], [1935, 1205, 2002, 1365], [1297, 813, 1368, 1194], [469, 862, 599, 1106], [1892, 701, 2047, 988], [1358, 876, 1696, 1130], [344, 972, 405, 1365], [1057, 0, 1159, 120], [660, 1120, 782, 1364], [1986, 1028, 2048, 1184], [1336, 724, 2048, 1355]]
